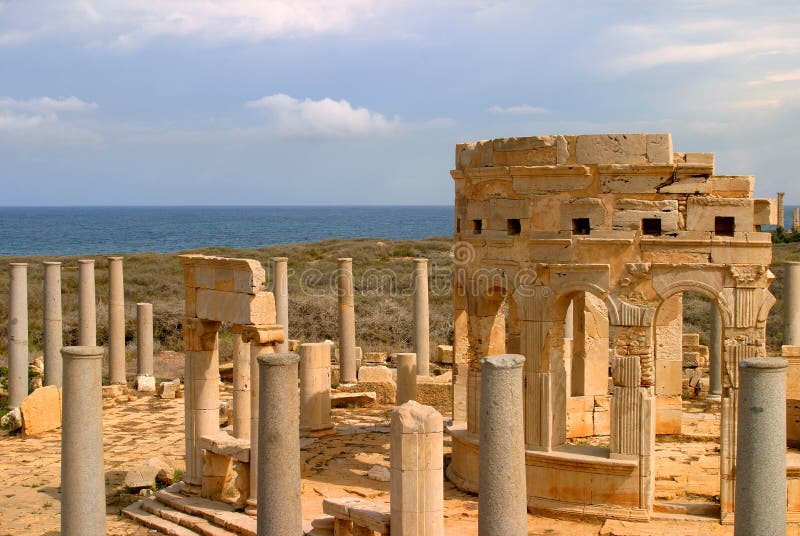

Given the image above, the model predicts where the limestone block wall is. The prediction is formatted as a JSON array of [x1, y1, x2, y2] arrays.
[[448, 132, 777, 521]]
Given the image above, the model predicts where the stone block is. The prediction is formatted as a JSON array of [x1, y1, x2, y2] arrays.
[[682, 333, 700, 347], [363, 351, 388, 363], [124, 464, 159, 490], [20, 385, 61, 436], [646, 133, 673, 164], [358, 365, 394, 384], [710, 175, 754, 197], [566, 410, 594, 438], [431, 345, 452, 365], [330, 391, 377, 408], [655, 359, 682, 396], [136, 375, 156, 393], [685, 197, 754, 233], [782, 346, 800, 357], [656, 395, 682, 435], [685, 152, 714, 166], [195, 289, 275, 325], [598, 165, 675, 193], [575, 134, 648, 165], [594, 408, 611, 436], [159, 379, 181, 399], [753, 198, 777, 226], [682, 352, 701, 368], [559, 197, 607, 231]]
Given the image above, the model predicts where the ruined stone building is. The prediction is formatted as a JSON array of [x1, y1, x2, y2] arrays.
[[445, 133, 792, 521]]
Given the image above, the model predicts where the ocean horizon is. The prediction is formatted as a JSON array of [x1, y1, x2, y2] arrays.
[[0, 205, 454, 257]]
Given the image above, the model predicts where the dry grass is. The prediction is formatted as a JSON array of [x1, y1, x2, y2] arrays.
[[0, 238, 454, 361]]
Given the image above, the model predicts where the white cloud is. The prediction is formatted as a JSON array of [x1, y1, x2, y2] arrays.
[[246, 94, 399, 140], [0, 95, 100, 144], [749, 69, 800, 85], [486, 104, 548, 115]]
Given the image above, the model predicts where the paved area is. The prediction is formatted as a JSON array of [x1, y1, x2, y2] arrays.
[[1, 392, 798, 535]]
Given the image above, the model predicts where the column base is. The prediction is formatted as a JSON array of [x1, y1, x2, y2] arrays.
[[300, 423, 336, 438], [707, 393, 722, 402], [245, 498, 257, 517], [179, 480, 201, 496]]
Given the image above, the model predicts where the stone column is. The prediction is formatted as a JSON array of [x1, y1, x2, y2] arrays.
[[231, 326, 250, 439], [479, 354, 527, 535], [242, 325, 280, 516], [709, 303, 723, 398], [273, 257, 289, 353], [794, 207, 800, 233], [299, 342, 333, 436], [734, 358, 787, 536], [182, 318, 221, 496], [60, 346, 105, 536], [136, 303, 154, 379], [7, 263, 28, 408], [43, 262, 63, 388], [390, 401, 444, 536], [108, 256, 126, 384], [785, 262, 800, 345], [256, 352, 301, 536], [396, 353, 417, 405], [337, 258, 357, 384], [413, 258, 430, 376], [778, 192, 785, 229], [78, 259, 96, 347]]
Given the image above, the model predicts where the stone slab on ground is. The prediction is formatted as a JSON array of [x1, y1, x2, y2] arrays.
[[20, 385, 61, 436], [330, 391, 377, 408]]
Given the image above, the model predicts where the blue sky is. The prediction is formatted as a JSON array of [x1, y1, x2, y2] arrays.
[[1, 0, 798, 205]]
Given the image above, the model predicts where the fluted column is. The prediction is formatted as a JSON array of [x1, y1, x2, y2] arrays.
[[337, 258, 357, 384], [8, 263, 28, 408], [108, 257, 126, 384], [61, 346, 105, 536], [273, 257, 289, 353], [413, 258, 430, 376], [78, 259, 96, 346], [43, 262, 63, 387]]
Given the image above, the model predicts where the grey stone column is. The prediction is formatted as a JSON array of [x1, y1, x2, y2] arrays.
[[479, 354, 527, 535], [43, 262, 63, 388], [60, 346, 105, 536], [337, 258, 357, 384], [785, 262, 800, 345], [734, 357, 787, 536], [390, 401, 444, 535], [107, 256, 126, 384], [709, 303, 722, 397], [7, 263, 28, 408], [396, 353, 417, 405], [231, 327, 250, 439], [273, 257, 289, 353], [136, 303, 153, 377], [299, 342, 333, 436], [778, 192, 785, 229], [413, 258, 430, 376], [78, 259, 96, 347], [256, 352, 301, 536]]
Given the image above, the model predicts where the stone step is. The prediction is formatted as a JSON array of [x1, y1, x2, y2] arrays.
[[123, 501, 201, 536], [155, 484, 256, 536], [141, 498, 233, 536]]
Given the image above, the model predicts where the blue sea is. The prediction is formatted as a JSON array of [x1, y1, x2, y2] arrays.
[[0, 206, 454, 257]]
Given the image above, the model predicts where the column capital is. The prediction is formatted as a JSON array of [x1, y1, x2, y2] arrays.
[[241, 324, 285, 345], [182, 318, 222, 351]]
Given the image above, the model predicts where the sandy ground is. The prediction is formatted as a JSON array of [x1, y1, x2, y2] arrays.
[[1, 387, 799, 535]]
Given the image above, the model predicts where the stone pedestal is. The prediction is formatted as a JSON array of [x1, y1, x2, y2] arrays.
[[396, 353, 417, 406], [299, 342, 333, 436], [136, 303, 154, 377], [256, 352, 301, 536], [479, 354, 527, 535], [709, 303, 722, 397], [182, 318, 221, 495], [8, 263, 28, 408], [413, 258, 430, 376], [78, 259, 96, 347], [231, 328, 250, 439], [338, 258, 357, 384], [390, 401, 444, 536], [785, 262, 800, 345], [273, 257, 289, 353], [61, 346, 105, 536], [734, 358, 787, 536], [43, 262, 63, 388], [108, 257, 126, 384]]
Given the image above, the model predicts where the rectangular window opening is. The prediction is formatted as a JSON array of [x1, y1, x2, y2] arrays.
[[572, 218, 591, 236], [642, 218, 662, 236], [507, 218, 521, 236], [472, 219, 483, 234], [715, 216, 735, 237]]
